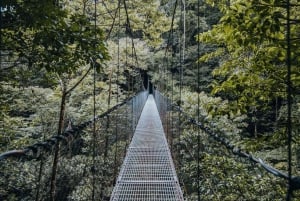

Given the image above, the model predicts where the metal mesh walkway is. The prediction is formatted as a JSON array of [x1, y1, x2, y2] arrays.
[[110, 95, 184, 201]]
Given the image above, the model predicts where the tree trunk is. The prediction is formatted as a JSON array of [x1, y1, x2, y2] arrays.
[[50, 85, 67, 201]]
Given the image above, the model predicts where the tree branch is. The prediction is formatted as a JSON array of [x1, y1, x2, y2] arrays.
[[65, 66, 93, 95]]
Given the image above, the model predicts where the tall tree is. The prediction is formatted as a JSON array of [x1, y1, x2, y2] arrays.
[[198, 0, 300, 136]]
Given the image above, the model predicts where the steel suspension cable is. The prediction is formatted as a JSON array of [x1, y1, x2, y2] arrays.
[[180, 0, 186, 95], [163, 42, 169, 141], [165, 0, 178, 57], [131, 36, 134, 94], [286, 0, 292, 200], [178, 0, 183, 155], [123, 0, 139, 69], [124, 18, 131, 147], [126, 34, 129, 96], [123, 0, 146, 95], [177, 0, 186, 183], [113, 0, 121, 185], [197, 0, 201, 200], [92, 53, 96, 201], [171, 9, 176, 156], [171, 66, 174, 154], [92, 1, 97, 200], [163, 0, 178, 152]]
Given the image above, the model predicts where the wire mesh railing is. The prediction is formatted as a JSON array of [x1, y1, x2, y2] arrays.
[[1, 88, 293, 200], [0, 90, 148, 201], [153, 90, 291, 200]]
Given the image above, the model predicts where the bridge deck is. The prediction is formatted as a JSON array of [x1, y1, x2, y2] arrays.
[[110, 95, 184, 201]]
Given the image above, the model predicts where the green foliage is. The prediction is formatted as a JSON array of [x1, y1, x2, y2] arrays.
[[0, 85, 58, 152], [181, 89, 247, 143], [197, 153, 285, 200], [199, 0, 299, 112], [2, 0, 109, 77], [175, 89, 287, 199], [150, 0, 222, 95], [197, 0, 300, 139], [125, 0, 171, 46]]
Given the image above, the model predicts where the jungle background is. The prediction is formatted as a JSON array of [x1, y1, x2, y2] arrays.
[[0, 0, 300, 200]]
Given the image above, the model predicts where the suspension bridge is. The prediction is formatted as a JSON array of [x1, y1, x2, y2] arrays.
[[0, 0, 299, 200], [0, 89, 299, 200]]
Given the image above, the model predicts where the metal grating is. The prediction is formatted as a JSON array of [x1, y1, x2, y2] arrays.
[[110, 95, 184, 201]]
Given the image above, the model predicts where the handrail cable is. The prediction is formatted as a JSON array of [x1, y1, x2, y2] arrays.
[[154, 89, 300, 193], [166, 96, 300, 192], [0, 92, 144, 161]]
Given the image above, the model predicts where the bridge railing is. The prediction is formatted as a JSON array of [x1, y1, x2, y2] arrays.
[[153, 90, 174, 149], [153, 90, 182, 175], [0, 90, 148, 201], [153, 90, 290, 200]]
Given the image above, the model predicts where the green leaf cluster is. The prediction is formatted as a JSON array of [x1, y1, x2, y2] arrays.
[[199, 0, 299, 113]]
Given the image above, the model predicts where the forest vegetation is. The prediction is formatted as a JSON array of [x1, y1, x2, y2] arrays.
[[0, 0, 300, 200]]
